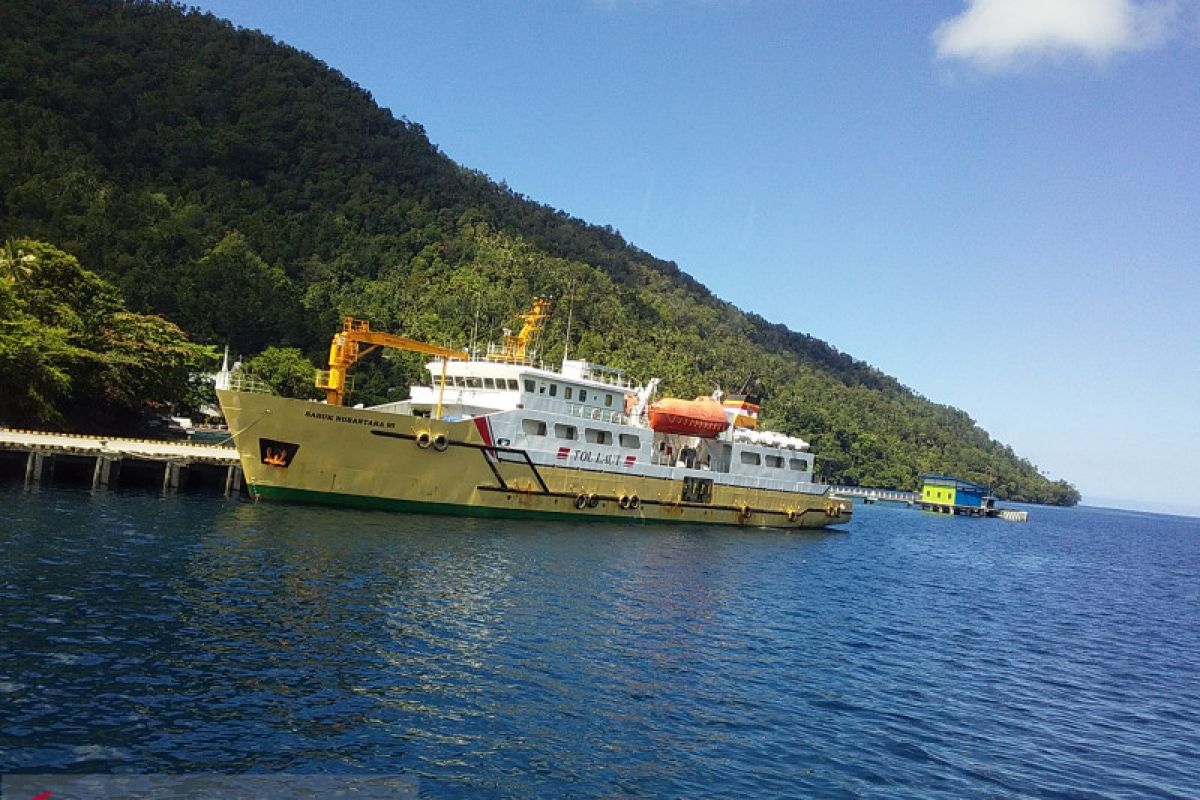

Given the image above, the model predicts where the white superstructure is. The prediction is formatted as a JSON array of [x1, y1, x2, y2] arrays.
[[365, 353, 825, 497]]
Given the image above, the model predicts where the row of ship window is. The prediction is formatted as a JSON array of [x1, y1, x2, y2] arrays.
[[520, 416, 810, 472], [521, 419, 638, 448], [433, 376, 521, 390], [743, 452, 810, 472], [429, 376, 616, 409], [525, 379, 615, 407]]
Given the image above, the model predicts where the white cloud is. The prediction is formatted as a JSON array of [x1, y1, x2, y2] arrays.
[[933, 0, 1178, 71]]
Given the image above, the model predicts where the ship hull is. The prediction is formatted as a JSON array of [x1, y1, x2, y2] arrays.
[[218, 389, 852, 530]]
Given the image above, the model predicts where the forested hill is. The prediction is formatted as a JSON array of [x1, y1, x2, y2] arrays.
[[0, 0, 1080, 504]]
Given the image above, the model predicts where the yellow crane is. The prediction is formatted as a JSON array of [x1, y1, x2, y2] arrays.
[[487, 297, 551, 363], [315, 317, 466, 411]]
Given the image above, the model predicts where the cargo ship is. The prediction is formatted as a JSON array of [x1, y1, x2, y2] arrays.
[[216, 301, 852, 529]]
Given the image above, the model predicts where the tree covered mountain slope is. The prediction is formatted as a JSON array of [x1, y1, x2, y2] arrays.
[[0, 0, 1079, 504]]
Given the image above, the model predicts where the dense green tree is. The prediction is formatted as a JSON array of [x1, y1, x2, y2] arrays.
[[0, 0, 1080, 504], [170, 231, 297, 354], [0, 277, 81, 426], [240, 346, 321, 400], [0, 238, 215, 430], [90, 311, 217, 413]]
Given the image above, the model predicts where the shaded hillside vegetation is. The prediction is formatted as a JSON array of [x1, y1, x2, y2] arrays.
[[0, 0, 1079, 504], [0, 239, 214, 430]]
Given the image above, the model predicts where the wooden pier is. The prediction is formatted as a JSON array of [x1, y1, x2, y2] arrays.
[[0, 429, 243, 495]]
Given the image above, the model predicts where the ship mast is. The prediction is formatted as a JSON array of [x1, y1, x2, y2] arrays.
[[561, 284, 575, 366]]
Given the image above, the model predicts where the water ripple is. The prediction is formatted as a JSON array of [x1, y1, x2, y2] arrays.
[[1, 488, 1198, 797]]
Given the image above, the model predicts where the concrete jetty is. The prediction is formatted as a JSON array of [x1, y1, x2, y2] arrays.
[[834, 482, 1029, 521], [833, 485, 918, 505], [0, 428, 243, 495]]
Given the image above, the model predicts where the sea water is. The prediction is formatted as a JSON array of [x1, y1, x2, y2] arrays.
[[1, 487, 1197, 798]]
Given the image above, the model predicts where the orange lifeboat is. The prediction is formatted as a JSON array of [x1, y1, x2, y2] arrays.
[[647, 397, 730, 438]]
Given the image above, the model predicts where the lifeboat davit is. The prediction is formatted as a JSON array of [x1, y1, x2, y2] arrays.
[[647, 397, 730, 438]]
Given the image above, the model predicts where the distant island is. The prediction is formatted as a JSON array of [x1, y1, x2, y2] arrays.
[[0, 0, 1079, 505]]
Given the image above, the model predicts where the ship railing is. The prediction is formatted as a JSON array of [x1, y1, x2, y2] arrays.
[[480, 342, 541, 365], [226, 372, 278, 395], [578, 364, 638, 389], [566, 405, 626, 426]]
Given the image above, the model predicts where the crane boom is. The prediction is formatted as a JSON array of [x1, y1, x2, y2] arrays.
[[316, 317, 466, 407]]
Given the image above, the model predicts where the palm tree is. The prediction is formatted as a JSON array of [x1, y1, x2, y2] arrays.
[[0, 239, 37, 282]]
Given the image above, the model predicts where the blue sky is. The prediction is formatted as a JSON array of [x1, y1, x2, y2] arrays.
[[190, 0, 1200, 515]]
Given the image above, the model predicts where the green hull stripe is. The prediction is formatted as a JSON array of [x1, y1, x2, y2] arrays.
[[250, 484, 849, 529]]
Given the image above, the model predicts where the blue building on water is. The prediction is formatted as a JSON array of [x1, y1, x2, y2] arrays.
[[919, 474, 996, 515]]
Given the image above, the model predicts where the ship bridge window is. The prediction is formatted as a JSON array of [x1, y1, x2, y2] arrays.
[[789, 458, 809, 471], [565, 387, 573, 400], [579, 390, 588, 403], [605, 394, 613, 407], [765, 455, 784, 469], [524, 379, 535, 393], [483, 378, 495, 390], [507, 379, 519, 390], [619, 433, 640, 449], [740, 451, 762, 466], [467, 377, 483, 389], [585, 428, 612, 445], [554, 423, 577, 440], [549, 384, 558, 397], [522, 419, 547, 437]]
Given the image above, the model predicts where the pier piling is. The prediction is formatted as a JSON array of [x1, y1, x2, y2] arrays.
[[26, 451, 55, 485], [161, 461, 181, 493], [91, 455, 119, 489], [224, 464, 242, 497]]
